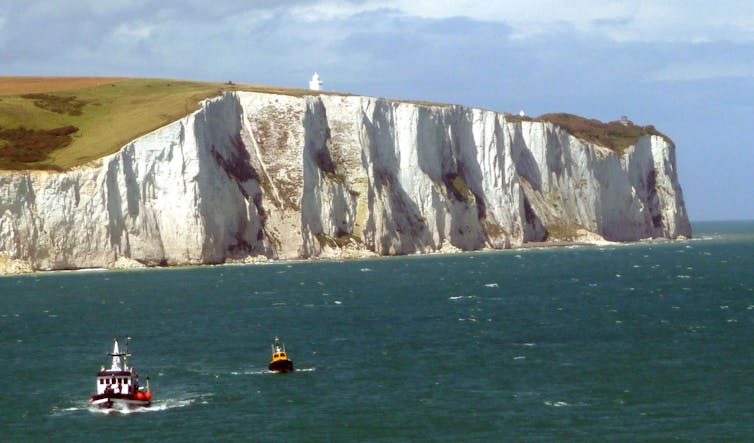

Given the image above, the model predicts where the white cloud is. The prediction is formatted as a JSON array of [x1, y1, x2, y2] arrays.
[[281, 0, 754, 43], [286, 1, 390, 22], [113, 22, 155, 40]]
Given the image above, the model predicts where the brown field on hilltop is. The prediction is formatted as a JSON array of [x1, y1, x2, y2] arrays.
[[0, 77, 129, 95]]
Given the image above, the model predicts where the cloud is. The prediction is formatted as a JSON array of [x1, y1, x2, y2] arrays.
[[285, 1, 391, 22], [113, 22, 156, 41], [290, 0, 754, 43], [3, 0, 754, 91]]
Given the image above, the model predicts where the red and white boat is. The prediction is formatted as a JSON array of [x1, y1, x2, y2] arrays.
[[90, 338, 152, 409]]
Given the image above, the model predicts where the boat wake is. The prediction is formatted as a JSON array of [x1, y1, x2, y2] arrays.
[[231, 367, 316, 376], [231, 369, 272, 376], [544, 400, 588, 408], [51, 403, 90, 416], [51, 394, 203, 416], [86, 395, 202, 415]]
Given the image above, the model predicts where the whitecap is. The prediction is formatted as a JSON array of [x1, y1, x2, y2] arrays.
[[544, 401, 570, 407], [513, 356, 526, 360], [484, 283, 499, 288], [360, 268, 372, 272]]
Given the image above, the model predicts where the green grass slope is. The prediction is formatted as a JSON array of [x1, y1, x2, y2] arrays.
[[0, 78, 322, 170]]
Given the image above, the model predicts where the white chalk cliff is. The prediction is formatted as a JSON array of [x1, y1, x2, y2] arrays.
[[0, 92, 691, 272]]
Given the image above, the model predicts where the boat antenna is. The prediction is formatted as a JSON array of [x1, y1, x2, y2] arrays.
[[124, 337, 131, 370]]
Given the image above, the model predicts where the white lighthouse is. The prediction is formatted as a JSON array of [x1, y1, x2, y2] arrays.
[[309, 72, 323, 91]]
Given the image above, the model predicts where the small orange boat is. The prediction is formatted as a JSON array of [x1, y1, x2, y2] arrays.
[[268, 337, 294, 373]]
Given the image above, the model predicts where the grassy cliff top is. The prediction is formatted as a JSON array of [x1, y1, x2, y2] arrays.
[[506, 112, 670, 155], [0, 77, 326, 170], [0, 77, 669, 171]]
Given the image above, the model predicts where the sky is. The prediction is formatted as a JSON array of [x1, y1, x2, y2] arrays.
[[1, 0, 753, 221]]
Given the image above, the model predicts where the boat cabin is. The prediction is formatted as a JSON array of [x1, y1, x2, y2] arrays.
[[272, 349, 288, 362], [271, 338, 290, 362], [96, 370, 137, 395]]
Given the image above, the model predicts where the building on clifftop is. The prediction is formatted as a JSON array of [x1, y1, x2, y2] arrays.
[[309, 72, 323, 91]]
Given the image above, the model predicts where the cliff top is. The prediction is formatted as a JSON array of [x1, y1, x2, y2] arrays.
[[506, 112, 671, 155], [0, 77, 341, 170], [0, 77, 668, 171]]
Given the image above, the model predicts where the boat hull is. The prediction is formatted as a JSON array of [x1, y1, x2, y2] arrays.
[[90, 393, 151, 409], [268, 359, 294, 373]]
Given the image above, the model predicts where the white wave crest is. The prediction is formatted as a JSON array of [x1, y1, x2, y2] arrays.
[[544, 400, 571, 407]]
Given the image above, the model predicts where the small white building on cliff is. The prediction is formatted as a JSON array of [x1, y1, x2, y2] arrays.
[[309, 72, 323, 91]]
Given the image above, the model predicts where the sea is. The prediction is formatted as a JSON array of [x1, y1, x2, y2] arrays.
[[1, 221, 752, 442]]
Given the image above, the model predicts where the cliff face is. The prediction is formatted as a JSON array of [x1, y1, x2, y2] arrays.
[[0, 92, 691, 272]]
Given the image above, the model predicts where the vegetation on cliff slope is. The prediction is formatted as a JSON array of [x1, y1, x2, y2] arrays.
[[0, 77, 329, 170], [506, 112, 670, 155]]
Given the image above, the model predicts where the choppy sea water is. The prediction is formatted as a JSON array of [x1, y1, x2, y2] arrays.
[[1, 221, 752, 441]]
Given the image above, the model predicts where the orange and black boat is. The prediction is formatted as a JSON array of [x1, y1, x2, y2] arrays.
[[268, 337, 294, 373]]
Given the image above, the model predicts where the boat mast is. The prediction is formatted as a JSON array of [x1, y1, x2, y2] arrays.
[[123, 337, 131, 371], [109, 338, 121, 371], [107, 337, 133, 371]]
